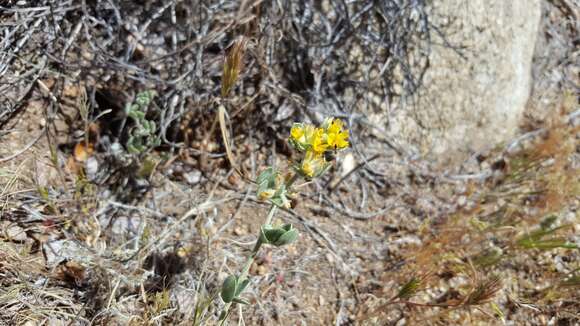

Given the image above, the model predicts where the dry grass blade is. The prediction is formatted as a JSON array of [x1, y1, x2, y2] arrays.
[[463, 275, 503, 306], [219, 104, 254, 184], [221, 37, 248, 98]]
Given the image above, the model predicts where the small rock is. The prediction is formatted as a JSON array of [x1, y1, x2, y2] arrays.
[[85, 156, 99, 181], [22, 321, 37, 326], [43, 239, 90, 267], [457, 195, 467, 207], [233, 226, 245, 236], [392, 235, 422, 246], [553, 256, 567, 273], [3, 223, 27, 241], [286, 245, 298, 256], [341, 153, 356, 177], [257, 265, 268, 276], [326, 253, 335, 264], [33, 277, 48, 288], [274, 103, 294, 122], [184, 170, 202, 185]]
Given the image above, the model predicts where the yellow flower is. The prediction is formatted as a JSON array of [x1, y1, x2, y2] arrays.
[[303, 125, 316, 143], [311, 128, 328, 154], [291, 124, 316, 145], [290, 124, 305, 141], [326, 118, 349, 149], [258, 189, 275, 200], [327, 118, 344, 134], [301, 160, 314, 177], [290, 118, 349, 154], [327, 129, 349, 149], [291, 123, 326, 154], [300, 150, 327, 178]]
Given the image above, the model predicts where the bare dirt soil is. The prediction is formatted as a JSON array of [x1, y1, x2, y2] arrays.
[[1, 1, 578, 325]]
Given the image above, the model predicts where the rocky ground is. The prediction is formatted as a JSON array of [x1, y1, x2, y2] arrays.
[[0, 1, 578, 325]]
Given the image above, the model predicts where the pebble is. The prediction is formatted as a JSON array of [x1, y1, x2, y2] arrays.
[[42, 239, 88, 267], [184, 170, 202, 185], [3, 224, 27, 241], [326, 253, 335, 264], [457, 195, 467, 207], [85, 157, 99, 181], [257, 265, 268, 275]]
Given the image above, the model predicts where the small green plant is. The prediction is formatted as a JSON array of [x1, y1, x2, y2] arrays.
[[516, 215, 578, 250], [396, 274, 428, 300], [125, 90, 160, 154], [218, 118, 350, 323]]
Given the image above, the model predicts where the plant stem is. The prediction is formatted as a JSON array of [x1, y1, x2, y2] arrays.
[[219, 173, 298, 324], [243, 205, 277, 272]]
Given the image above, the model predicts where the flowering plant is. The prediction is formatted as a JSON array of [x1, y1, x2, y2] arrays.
[[290, 118, 349, 178], [219, 118, 349, 323], [217, 37, 350, 324]]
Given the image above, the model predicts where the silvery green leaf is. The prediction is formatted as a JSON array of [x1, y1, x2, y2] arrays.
[[256, 167, 275, 186], [280, 224, 293, 231], [235, 278, 250, 296], [220, 275, 238, 303], [132, 106, 144, 117], [273, 228, 299, 246], [259, 225, 271, 244], [263, 227, 286, 242], [312, 161, 332, 178], [273, 192, 291, 209], [288, 138, 307, 152], [136, 90, 156, 106], [269, 196, 284, 208], [127, 142, 139, 154]]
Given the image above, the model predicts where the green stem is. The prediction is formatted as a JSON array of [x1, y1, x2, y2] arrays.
[[219, 173, 298, 324]]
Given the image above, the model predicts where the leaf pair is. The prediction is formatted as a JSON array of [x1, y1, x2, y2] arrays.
[[220, 275, 250, 305], [259, 224, 299, 247]]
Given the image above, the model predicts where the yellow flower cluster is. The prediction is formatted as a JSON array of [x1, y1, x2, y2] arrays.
[[299, 150, 326, 178], [289, 118, 349, 178]]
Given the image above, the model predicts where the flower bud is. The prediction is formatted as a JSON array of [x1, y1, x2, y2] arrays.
[[299, 150, 329, 179]]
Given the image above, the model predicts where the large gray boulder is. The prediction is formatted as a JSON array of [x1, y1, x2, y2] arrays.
[[387, 0, 542, 163]]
